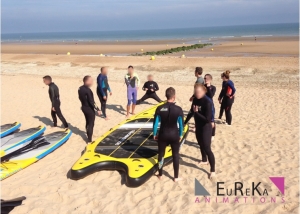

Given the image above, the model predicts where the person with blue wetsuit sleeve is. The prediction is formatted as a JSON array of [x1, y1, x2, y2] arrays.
[[185, 83, 216, 179], [153, 87, 184, 182], [218, 70, 236, 125], [96, 67, 112, 120]]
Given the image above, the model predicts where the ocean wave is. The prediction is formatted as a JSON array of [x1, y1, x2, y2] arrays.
[[241, 35, 273, 37]]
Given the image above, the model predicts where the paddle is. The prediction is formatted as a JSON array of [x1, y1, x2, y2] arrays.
[[1, 136, 50, 162]]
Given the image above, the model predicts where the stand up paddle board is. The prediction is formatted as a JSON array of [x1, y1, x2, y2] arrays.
[[0, 129, 72, 180], [1, 126, 46, 157], [0, 122, 21, 138], [70, 102, 189, 187]]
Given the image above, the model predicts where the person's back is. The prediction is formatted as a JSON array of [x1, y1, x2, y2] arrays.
[[78, 85, 94, 110], [154, 103, 183, 142], [48, 82, 60, 102], [153, 87, 184, 182]]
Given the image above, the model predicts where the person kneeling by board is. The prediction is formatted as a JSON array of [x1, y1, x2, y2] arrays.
[[78, 76, 101, 143], [153, 87, 184, 182], [136, 74, 162, 104], [43, 75, 68, 128]]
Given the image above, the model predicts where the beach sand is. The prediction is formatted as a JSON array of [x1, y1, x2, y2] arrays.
[[1, 36, 298, 57], [1, 43, 299, 213]]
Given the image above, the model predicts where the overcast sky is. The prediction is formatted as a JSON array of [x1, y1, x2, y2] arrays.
[[2, 0, 299, 33]]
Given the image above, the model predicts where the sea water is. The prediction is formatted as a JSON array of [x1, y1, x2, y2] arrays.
[[1, 23, 298, 43]]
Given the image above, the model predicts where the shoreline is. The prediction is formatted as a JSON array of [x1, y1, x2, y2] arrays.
[[1, 36, 298, 57]]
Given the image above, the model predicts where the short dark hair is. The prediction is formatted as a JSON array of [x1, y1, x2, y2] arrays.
[[195, 67, 203, 75], [128, 65, 134, 69], [100, 67, 105, 72], [205, 74, 212, 79], [83, 75, 91, 83], [165, 87, 175, 100], [43, 75, 52, 82]]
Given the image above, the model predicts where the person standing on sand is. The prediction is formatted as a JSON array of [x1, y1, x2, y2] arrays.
[[204, 74, 216, 140], [185, 83, 216, 179], [43, 75, 68, 128], [189, 67, 204, 102], [125, 65, 140, 117], [78, 76, 101, 143], [153, 87, 184, 182], [97, 67, 112, 120], [218, 70, 236, 125], [136, 74, 162, 104]]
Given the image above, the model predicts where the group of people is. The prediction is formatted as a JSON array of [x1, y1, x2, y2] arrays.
[[152, 67, 236, 181], [42, 65, 236, 181], [42, 65, 163, 143]]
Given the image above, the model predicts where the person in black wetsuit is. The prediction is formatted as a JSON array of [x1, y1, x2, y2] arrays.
[[136, 74, 162, 104], [153, 87, 184, 182], [185, 83, 216, 179], [204, 74, 216, 139], [218, 70, 236, 125], [43, 75, 68, 128], [78, 76, 101, 143], [96, 67, 112, 120]]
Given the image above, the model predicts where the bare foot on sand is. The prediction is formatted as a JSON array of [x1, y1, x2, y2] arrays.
[[174, 178, 183, 182], [199, 161, 209, 165], [209, 172, 216, 179]]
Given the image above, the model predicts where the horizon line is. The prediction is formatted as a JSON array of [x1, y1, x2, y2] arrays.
[[2, 22, 298, 35]]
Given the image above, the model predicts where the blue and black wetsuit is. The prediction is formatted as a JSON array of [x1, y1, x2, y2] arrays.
[[186, 96, 215, 172], [218, 80, 236, 125], [96, 74, 111, 118], [153, 102, 184, 178]]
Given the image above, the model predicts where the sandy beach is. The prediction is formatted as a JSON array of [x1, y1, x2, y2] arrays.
[[1, 38, 299, 213], [2, 36, 299, 57]]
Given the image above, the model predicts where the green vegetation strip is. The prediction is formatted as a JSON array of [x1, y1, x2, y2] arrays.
[[131, 43, 212, 56]]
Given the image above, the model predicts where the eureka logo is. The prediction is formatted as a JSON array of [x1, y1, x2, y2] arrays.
[[194, 177, 285, 204]]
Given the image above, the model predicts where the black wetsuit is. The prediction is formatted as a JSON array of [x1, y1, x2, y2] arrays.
[[153, 102, 184, 178], [185, 96, 215, 172], [48, 82, 68, 128], [78, 85, 100, 142], [137, 81, 162, 104], [205, 84, 216, 136], [218, 80, 236, 125]]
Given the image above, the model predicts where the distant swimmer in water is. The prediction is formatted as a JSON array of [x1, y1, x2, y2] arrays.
[[96, 67, 112, 120], [153, 87, 184, 182], [185, 83, 216, 179], [43, 75, 68, 128], [78, 76, 101, 143], [125, 65, 140, 118], [136, 74, 162, 104], [218, 70, 236, 126]]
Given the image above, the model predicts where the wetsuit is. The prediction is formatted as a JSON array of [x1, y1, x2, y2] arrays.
[[205, 84, 216, 136], [153, 102, 184, 178], [78, 85, 100, 142], [185, 96, 215, 172], [185, 85, 216, 136], [218, 80, 236, 125], [96, 74, 111, 118], [137, 81, 162, 104], [48, 82, 68, 128], [125, 73, 140, 105]]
